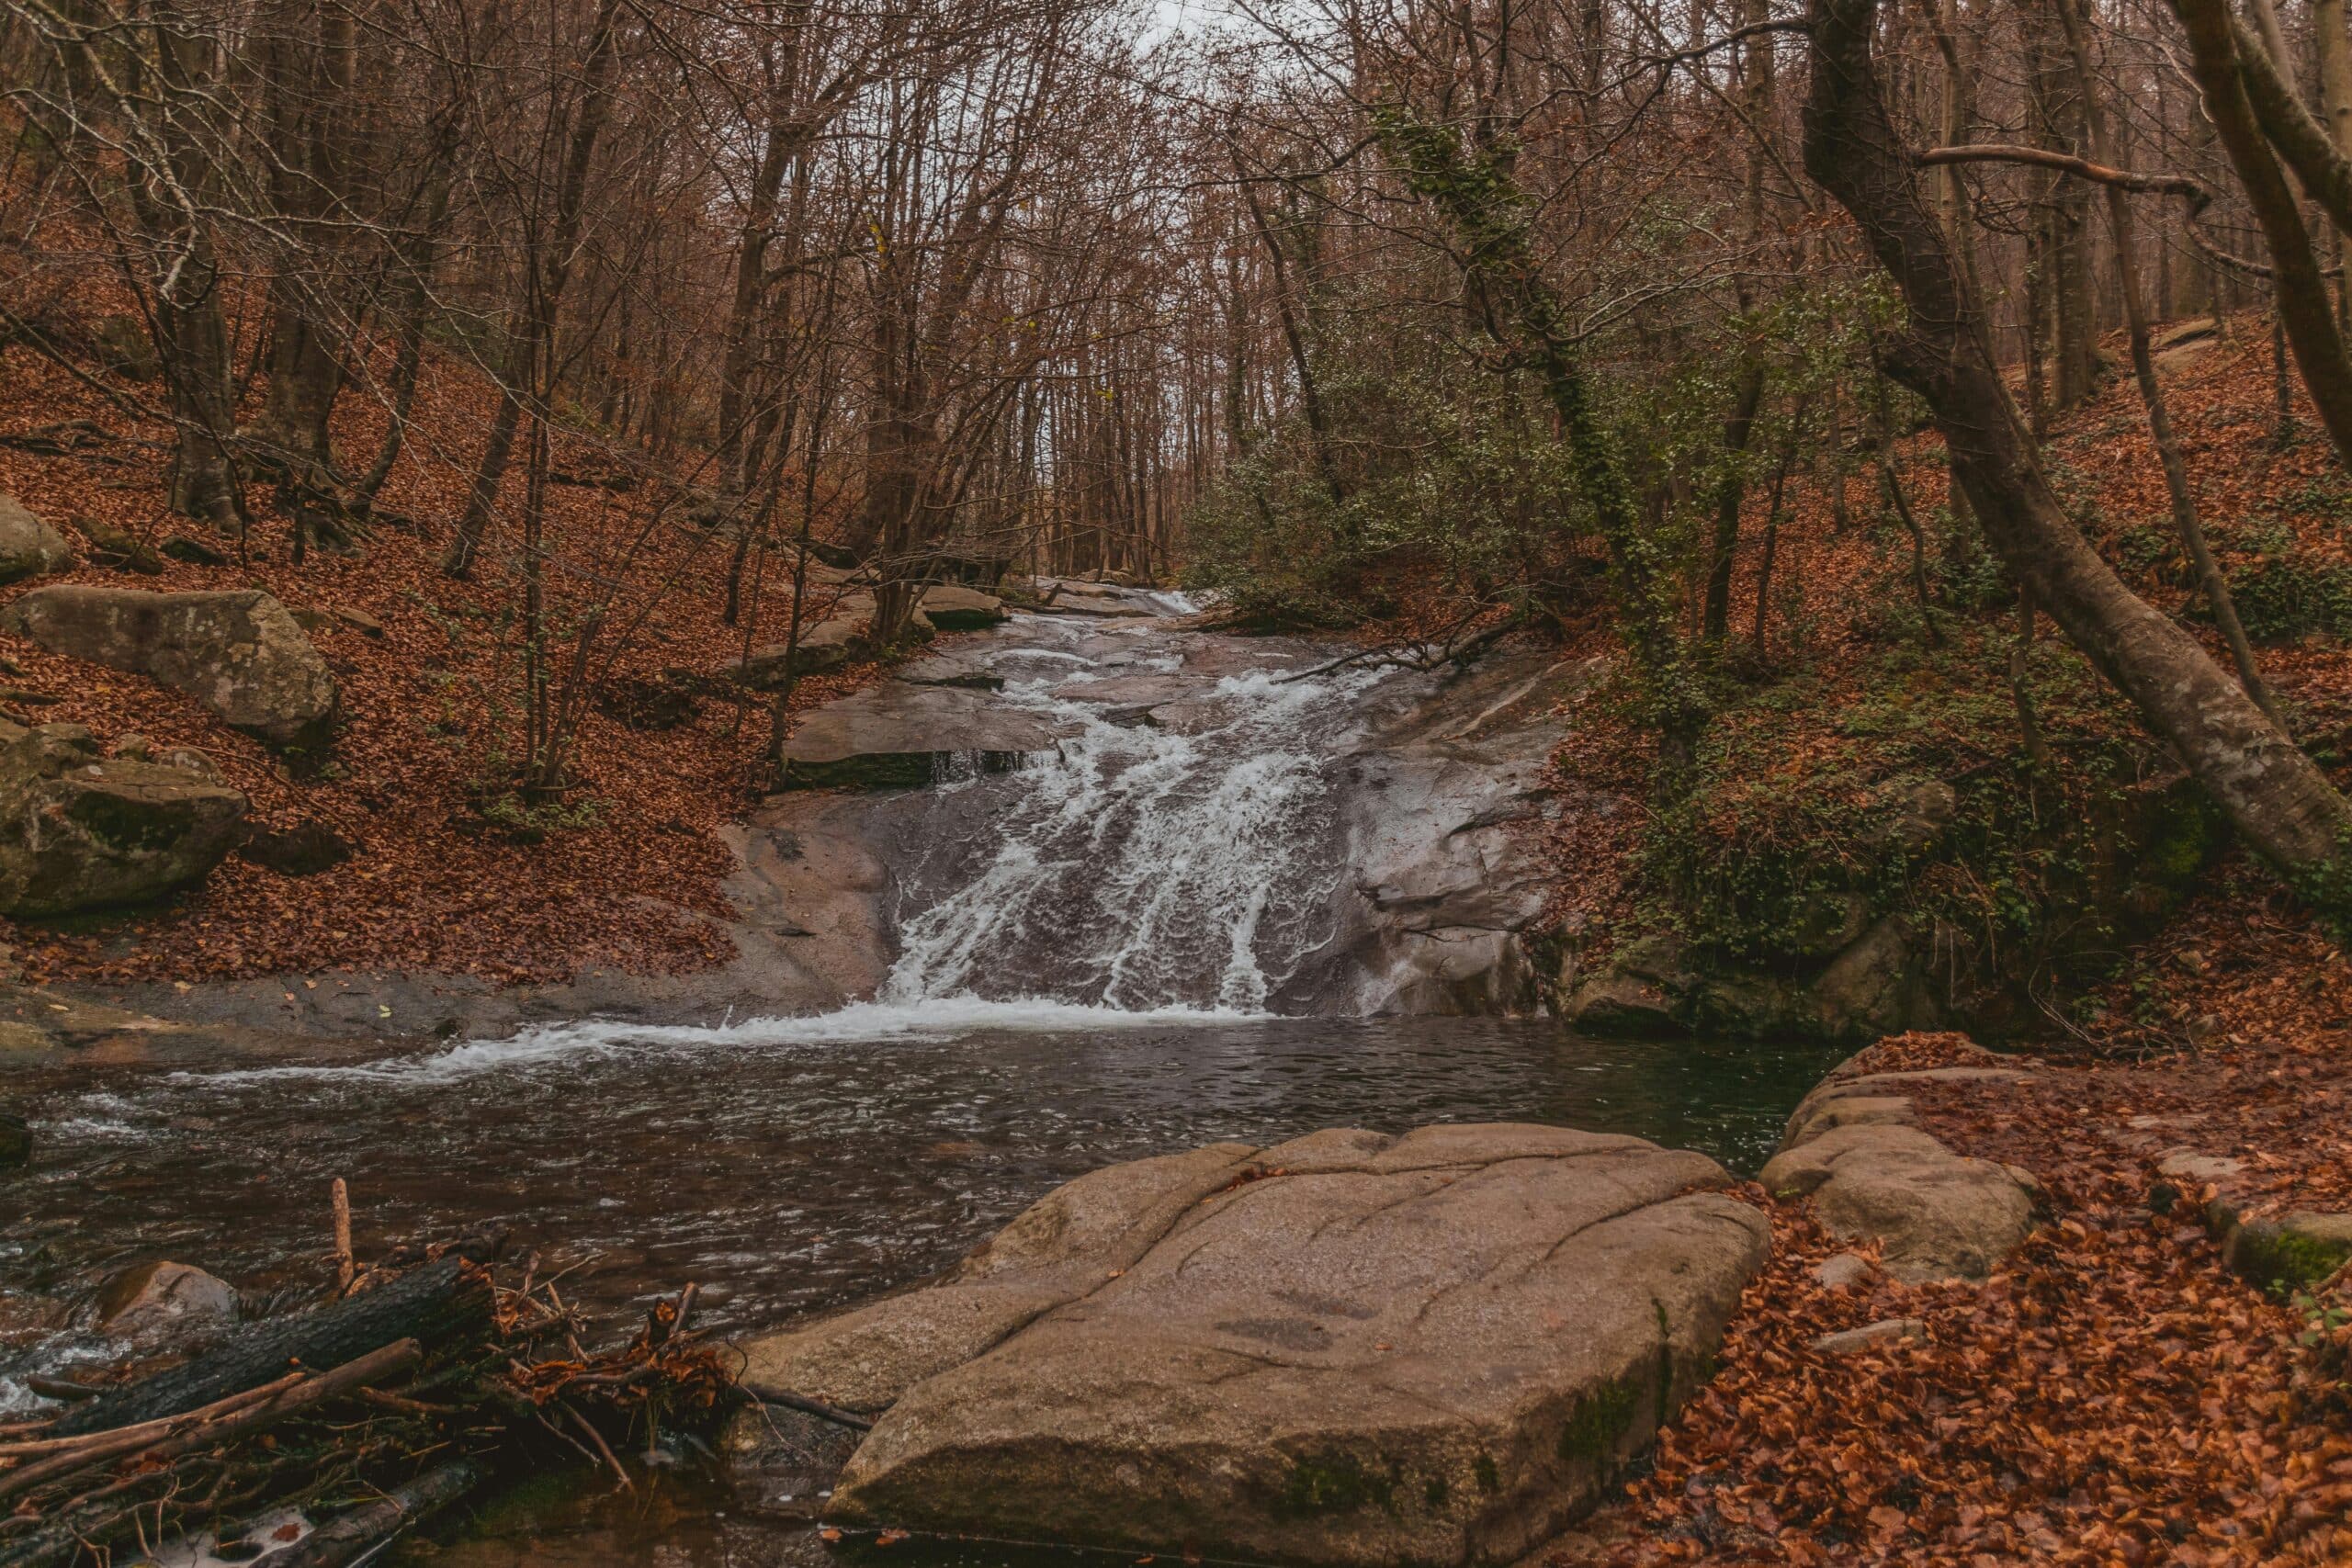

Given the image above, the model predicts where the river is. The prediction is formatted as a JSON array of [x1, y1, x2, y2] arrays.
[[0, 593, 1841, 1562]]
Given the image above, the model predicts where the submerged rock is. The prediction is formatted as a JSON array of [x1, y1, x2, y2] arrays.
[[0, 719, 249, 916], [94, 1260, 239, 1346], [743, 1123, 1769, 1567], [2, 586, 339, 750]]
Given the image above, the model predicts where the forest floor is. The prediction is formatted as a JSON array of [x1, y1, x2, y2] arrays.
[[0, 271, 905, 987]]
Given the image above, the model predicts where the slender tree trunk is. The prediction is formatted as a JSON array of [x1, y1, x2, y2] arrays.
[[1703, 0, 1776, 646], [2169, 0, 2352, 470], [441, 0, 624, 579], [2055, 0, 2275, 719]]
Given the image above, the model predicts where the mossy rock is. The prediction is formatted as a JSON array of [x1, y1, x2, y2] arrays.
[[2224, 1213, 2352, 1295]]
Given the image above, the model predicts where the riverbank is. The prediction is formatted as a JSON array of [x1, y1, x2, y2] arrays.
[[1554, 1025, 2352, 1566]]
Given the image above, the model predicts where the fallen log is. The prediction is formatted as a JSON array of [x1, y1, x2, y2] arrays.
[[52, 1257, 490, 1438], [0, 1341, 420, 1503]]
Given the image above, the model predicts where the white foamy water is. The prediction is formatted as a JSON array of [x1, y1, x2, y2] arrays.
[[171, 997, 1271, 1087], [881, 650, 1381, 1012]]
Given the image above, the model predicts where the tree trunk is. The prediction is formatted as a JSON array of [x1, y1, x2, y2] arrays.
[[1702, 0, 1776, 646], [2025, 0, 2098, 412], [1804, 0, 2352, 900]]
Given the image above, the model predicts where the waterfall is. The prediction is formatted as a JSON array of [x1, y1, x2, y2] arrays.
[[878, 629, 1384, 1015]]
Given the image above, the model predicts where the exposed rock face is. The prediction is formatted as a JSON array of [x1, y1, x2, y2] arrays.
[[918, 584, 1009, 630], [1761, 1063, 2041, 1282], [744, 1124, 1770, 1567], [0, 720, 250, 916], [1301, 652, 1602, 1014], [2, 587, 339, 750], [0, 494, 76, 584]]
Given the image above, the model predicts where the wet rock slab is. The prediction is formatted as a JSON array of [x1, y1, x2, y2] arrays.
[[775, 683, 1078, 789], [741, 1123, 1769, 1567]]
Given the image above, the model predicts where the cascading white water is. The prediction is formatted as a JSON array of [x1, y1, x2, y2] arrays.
[[879, 626, 1384, 1015]]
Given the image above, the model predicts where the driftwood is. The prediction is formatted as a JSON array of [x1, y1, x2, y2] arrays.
[[0, 1344, 419, 1503], [52, 1257, 490, 1438], [1276, 615, 1515, 683], [741, 1381, 876, 1431], [266, 1458, 481, 1568]]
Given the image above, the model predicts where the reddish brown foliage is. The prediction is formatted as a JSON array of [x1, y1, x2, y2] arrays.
[[1571, 1026, 2352, 1566], [0, 281, 887, 986]]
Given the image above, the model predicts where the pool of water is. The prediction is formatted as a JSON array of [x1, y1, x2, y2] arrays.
[[2, 1016, 1836, 1354]]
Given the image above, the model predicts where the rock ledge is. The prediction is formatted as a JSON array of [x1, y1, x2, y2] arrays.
[[741, 1123, 1769, 1567]]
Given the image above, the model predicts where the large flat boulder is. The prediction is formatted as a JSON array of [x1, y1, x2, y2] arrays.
[[724, 617, 864, 688], [744, 1124, 1769, 1566], [2, 587, 338, 750], [0, 720, 249, 915], [775, 682, 1074, 790], [0, 494, 75, 584]]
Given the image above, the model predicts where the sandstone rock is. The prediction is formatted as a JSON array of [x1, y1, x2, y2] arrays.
[[1564, 969, 1684, 1036], [237, 818, 356, 877], [0, 1111, 27, 1168], [1811, 917, 1926, 1038], [0, 494, 75, 584], [919, 584, 1009, 630], [2, 587, 339, 750], [725, 617, 861, 688], [2155, 1148, 2245, 1185], [1786, 888, 1872, 959], [748, 1124, 1770, 1567], [0, 719, 250, 916], [159, 746, 226, 784], [1762, 1120, 2035, 1283], [775, 683, 1072, 791], [94, 1260, 238, 1345], [160, 534, 231, 567], [2223, 1212, 2352, 1291], [1813, 1317, 1925, 1355], [1862, 779, 1958, 856]]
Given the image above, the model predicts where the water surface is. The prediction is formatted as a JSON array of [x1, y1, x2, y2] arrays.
[[4, 1016, 1837, 1345]]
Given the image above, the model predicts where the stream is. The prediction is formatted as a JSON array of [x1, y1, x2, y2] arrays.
[[0, 594, 1844, 1562]]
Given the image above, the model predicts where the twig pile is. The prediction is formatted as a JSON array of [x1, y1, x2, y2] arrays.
[[0, 1219, 733, 1567]]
